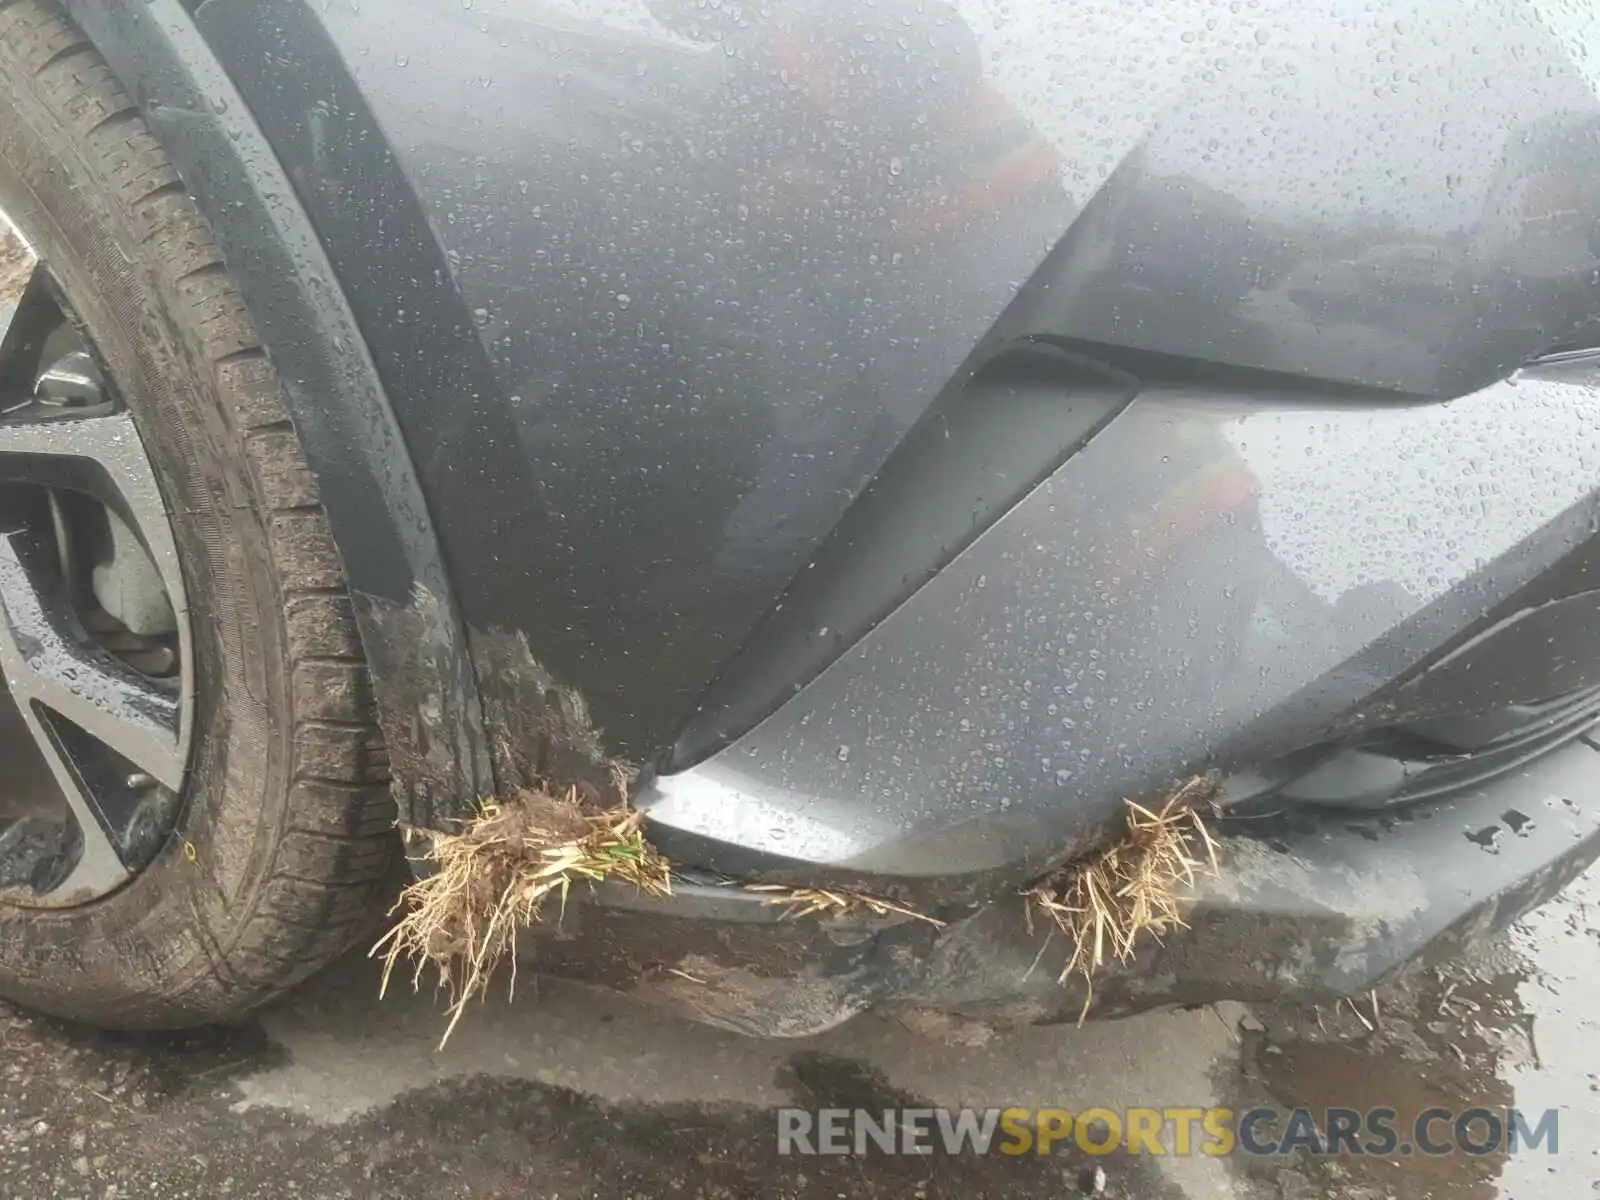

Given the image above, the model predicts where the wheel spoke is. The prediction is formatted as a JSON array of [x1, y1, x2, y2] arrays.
[[0, 522, 181, 901], [0, 691, 129, 899], [0, 411, 186, 615], [0, 211, 192, 906], [0, 530, 183, 787]]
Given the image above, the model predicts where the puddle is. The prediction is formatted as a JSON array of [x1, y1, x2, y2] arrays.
[[1495, 868, 1600, 1197], [1229, 865, 1600, 1199]]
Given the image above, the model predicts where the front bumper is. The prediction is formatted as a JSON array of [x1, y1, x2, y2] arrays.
[[532, 734, 1600, 1036], [635, 370, 1600, 908]]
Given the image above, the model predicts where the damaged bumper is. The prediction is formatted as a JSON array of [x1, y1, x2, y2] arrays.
[[533, 735, 1600, 1037]]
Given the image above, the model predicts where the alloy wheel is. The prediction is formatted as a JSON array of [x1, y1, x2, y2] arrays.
[[0, 205, 193, 907]]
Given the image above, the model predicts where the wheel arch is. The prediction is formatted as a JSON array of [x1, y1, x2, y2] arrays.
[[58, 0, 492, 827]]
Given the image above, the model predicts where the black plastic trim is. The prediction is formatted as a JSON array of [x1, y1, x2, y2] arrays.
[[63, 0, 493, 821]]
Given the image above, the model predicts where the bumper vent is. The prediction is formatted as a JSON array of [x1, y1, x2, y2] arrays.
[[1266, 685, 1600, 812]]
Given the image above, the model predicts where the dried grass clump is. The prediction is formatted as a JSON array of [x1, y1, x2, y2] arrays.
[[1026, 775, 1222, 1023], [372, 788, 670, 1046], [747, 884, 944, 926]]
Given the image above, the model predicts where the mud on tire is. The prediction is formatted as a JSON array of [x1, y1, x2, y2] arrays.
[[0, 0, 398, 1027]]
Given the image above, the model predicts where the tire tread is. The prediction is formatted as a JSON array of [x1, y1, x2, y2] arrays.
[[0, 0, 398, 1024]]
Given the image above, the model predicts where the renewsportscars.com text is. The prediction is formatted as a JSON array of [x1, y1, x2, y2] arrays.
[[775, 1106, 1559, 1158]]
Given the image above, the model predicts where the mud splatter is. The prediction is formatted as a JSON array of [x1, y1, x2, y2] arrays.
[[470, 625, 635, 808]]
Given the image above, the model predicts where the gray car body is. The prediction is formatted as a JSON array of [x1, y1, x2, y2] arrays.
[[66, 0, 1600, 1002], [246, 0, 1600, 888]]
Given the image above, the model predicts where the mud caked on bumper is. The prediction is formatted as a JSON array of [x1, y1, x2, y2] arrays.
[[533, 736, 1600, 1037]]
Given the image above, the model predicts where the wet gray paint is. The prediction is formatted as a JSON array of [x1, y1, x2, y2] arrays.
[[213, 1, 1600, 887], [643, 374, 1600, 887]]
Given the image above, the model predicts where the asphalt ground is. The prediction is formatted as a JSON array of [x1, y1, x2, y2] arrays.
[[0, 860, 1594, 1199]]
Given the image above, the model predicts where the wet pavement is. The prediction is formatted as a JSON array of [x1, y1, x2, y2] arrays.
[[0, 866, 1596, 1199]]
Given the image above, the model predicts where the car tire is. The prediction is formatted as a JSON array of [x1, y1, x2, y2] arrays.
[[0, 0, 398, 1027]]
